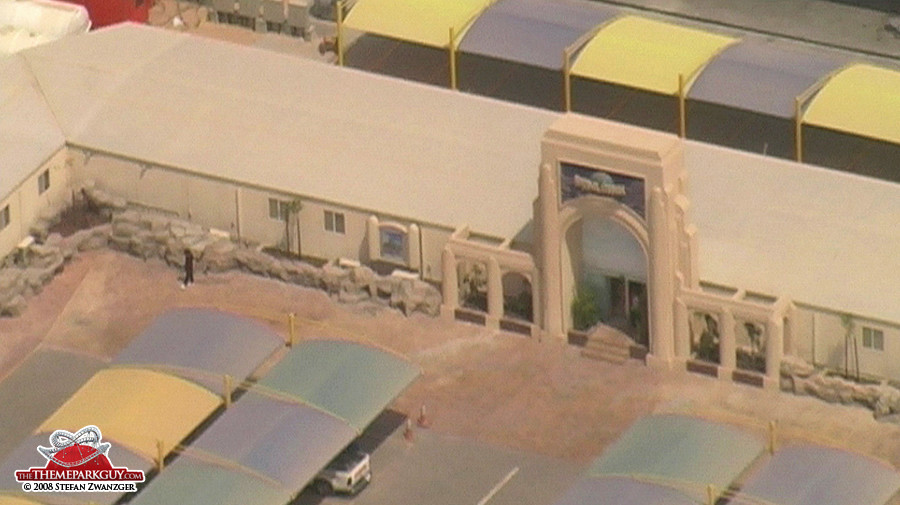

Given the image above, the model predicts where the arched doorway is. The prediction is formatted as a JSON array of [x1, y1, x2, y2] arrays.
[[560, 200, 650, 347]]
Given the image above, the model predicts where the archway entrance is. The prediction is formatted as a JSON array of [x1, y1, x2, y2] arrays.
[[563, 212, 649, 347]]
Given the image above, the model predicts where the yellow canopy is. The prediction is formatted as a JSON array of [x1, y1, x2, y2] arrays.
[[344, 0, 491, 48], [804, 64, 900, 145], [571, 16, 738, 95], [39, 369, 221, 461]]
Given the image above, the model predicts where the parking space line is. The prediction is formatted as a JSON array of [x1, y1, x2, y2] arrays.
[[476, 466, 519, 505]]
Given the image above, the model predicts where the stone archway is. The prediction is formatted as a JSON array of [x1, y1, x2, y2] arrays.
[[558, 197, 651, 345]]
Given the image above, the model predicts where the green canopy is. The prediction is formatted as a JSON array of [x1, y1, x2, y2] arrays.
[[130, 457, 289, 505], [258, 339, 420, 432], [589, 415, 764, 499]]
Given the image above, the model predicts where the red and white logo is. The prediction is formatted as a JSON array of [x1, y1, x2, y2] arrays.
[[15, 425, 144, 493]]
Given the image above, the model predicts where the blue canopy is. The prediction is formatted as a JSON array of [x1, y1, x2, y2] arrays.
[[458, 0, 618, 70]]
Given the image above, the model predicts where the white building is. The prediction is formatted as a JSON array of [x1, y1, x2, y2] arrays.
[[2, 24, 899, 386]]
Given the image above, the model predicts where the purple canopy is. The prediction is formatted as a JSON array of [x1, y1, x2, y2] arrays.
[[114, 308, 284, 392], [458, 0, 618, 70]]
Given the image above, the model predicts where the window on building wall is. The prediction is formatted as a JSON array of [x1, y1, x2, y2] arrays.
[[863, 327, 884, 351], [380, 228, 406, 262], [0, 205, 9, 230], [38, 170, 50, 195], [268, 198, 289, 221], [324, 210, 345, 234]]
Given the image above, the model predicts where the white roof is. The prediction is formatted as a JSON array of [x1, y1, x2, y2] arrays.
[[22, 23, 557, 239], [0, 53, 65, 202], [9, 23, 900, 325], [687, 140, 900, 323]]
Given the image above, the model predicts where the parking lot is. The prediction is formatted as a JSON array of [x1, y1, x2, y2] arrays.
[[2, 250, 900, 504]]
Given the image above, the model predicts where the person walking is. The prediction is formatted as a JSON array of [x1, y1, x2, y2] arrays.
[[182, 248, 194, 288]]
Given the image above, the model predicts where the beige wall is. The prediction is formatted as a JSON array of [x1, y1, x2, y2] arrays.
[[0, 147, 70, 260], [419, 225, 451, 282], [792, 305, 900, 381]]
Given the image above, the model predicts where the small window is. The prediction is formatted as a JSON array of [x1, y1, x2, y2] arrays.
[[268, 198, 289, 220], [380, 228, 406, 261], [863, 327, 884, 351], [324, 210, 345, 234], [38, 170, 50, 195], [0, 205, 9, 230]]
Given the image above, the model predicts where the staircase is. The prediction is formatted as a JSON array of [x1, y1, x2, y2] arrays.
[[580, 325, 634, 364]]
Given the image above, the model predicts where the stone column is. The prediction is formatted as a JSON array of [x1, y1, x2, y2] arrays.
[[647, 187, 674, 367], [440, 248, 458, 318], [766, 316, 784, 388], [408, 224, 421, 271], [538, 162, 563, 338], [673, 296, 690, 359], [719, 309, 737, 374], [487, 257, 503, 328]]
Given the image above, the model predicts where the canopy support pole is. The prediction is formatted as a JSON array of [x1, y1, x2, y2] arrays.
[[794, 97, 803, 163], [563, 50, 572, 112], [678, 73, 686, 138], [336, 1, 344, 67], [157, 439, 165, 471], [449, 27, 457, 90]]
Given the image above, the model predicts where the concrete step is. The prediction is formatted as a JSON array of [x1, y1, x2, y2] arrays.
[[581, 346, 629, 365]]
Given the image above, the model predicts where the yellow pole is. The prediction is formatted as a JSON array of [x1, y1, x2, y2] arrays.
[[157, 440, 165, 471], [706, 484, 716, 505], [563, 50, 572, 112], [336, 1, 344, 67], [768, 420, 777, 454], [288, 312, 296, 347], [678, 73, 686, 138], [449, 27, 457, 90], [223, 374, 232, 408], [794, 97, 803, 163]]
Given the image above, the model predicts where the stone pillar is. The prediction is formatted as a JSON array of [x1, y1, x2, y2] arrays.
[[673, 297, 690, 359], [719, 310, 736, 373], [766, 315, 784, 388], [538, 162, 563, 338], [783, 304, 796, 357], [366, 215, 379, 261], [408, 224, 421, 271], [647, 187, 674, 367], [487, 257, 503, 328], [440, 248, 458, 318]]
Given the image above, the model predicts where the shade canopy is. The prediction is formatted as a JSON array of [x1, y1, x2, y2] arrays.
[[185, 391, 358, 491], [689, 37, 848, 118], [38, 368, 221, 460], [259, 340, 420, 432], [554, 476, 697, 505], [571, 16, 737, 95], [114, 308, 284, 392], [458, 0, 618, 70], [588, 415, 764, 500], [804, 64, 900, 145], [344, 0, 491, 48], [128, 457, 289, 505], [741, 445, 900, 505], [0, 433, 153, 505]]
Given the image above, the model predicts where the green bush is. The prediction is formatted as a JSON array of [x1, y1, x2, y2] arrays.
[[572, 288, 603, 331]]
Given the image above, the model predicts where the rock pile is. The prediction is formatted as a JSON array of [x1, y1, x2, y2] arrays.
[[1, 188, 442, 318], [781, 355, 900, 418]]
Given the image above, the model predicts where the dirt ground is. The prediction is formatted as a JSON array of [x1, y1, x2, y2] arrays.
[[2, 250, 900, 473]]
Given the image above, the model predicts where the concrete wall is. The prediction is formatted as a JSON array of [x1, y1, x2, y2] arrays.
[[792, 304, 900, 381], [0, 147, 70, 260]]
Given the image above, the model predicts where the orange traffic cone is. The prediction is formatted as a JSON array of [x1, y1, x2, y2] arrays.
[[417, 405, 431, 428], [403, 418, 415, 442]]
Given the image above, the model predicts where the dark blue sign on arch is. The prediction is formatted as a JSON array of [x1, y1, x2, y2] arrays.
[[559, 162, 646, 219]]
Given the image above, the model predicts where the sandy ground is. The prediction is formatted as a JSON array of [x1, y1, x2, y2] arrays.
[[2, 250, 900, 474]]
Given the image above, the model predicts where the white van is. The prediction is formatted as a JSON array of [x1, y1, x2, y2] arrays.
[[312, 446, 371, 495]]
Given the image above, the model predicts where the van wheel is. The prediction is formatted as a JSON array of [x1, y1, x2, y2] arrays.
[[314, 480, 333, 495]]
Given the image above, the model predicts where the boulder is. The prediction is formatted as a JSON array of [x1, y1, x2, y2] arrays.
[[203, 241, 238, 272], [0, 294, 26, 317], [320, 264, 349, 293], [393, 279, 442, 316], [780, 355, 815, 378], [350, 265, 375, 293]]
